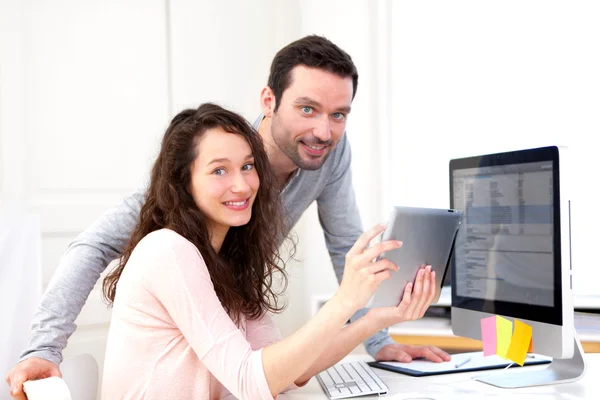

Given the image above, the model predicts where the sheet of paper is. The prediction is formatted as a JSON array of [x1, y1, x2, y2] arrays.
[[380, 352, 512, 372], [480, 316, 497, 356], [496, 316, 513, 359], [506, 319, 533, 366], [377, 351, 551, 374]]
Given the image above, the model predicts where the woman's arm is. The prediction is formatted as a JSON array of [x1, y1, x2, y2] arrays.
[[146, 225, 399, 398], [293, 267, 437, 385], [259, 223, 402, 395]]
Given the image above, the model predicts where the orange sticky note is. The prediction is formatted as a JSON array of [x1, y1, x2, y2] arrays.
[[481, 316, 497, 356], [506, 319, 533, 366], [528, 337, 533, 353], [496, 316, 513, 359]]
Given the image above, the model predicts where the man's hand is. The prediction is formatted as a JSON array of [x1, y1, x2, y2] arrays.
[[375, 343, 451, 363], [5, 357, 61, 399]]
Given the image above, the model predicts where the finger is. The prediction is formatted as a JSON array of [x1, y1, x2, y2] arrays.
[[419, 346, 445, 363], [374, 270, 392, 285], [347, 224, 387, 256], [396, 282, 413, 314], [427, 271, 437, 305], [9, 371, 26, 398], [407, 269, 425, 318], [429, 345, 451, 362], [404, 345, 443, 363], [414, 271, 436, 319], [11, 389, 27, 400], [366, 259, 398, 275], [392, 349, 412, 363], [52, 368, 62, 378], [415, 267, 432, 317], [9, 371, 26, 391], [360, 240, 402, 263]]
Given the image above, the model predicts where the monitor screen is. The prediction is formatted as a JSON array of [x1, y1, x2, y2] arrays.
[[450, 147, 564, 326]]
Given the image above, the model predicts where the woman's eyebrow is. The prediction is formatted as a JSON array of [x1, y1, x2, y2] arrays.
[[208, 154, 253, 165]]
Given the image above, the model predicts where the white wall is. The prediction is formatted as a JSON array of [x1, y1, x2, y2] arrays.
[[168, 0, 301, 118], [386, 0, 600, 296], [0, 0, 170, 396]]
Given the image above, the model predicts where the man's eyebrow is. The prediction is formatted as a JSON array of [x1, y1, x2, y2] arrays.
[[207, 154, 254, 165], [294, 97, 322, 108], [294, 96, 351, 114]]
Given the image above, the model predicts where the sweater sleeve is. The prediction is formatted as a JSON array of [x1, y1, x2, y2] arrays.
[[142, 231, 273, 400], [245, 313, 305, 391], [21, 187, 145, 364]]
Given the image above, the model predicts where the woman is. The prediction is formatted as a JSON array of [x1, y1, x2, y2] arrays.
[[101, 103, 437, 399]]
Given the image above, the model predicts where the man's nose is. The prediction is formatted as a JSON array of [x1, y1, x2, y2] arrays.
[[312, 116, 331, 142]]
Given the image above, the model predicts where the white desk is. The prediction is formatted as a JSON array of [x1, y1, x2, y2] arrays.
[[280, 353, 600, 399]]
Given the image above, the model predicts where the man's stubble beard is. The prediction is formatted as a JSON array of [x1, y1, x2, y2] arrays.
[[270, 114, 331, 171]]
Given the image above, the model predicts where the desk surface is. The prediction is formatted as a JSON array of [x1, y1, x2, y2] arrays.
[[280, 353, 600, 399]]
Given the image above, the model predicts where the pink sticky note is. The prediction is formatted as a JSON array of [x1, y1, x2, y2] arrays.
[[480, 316, 497, 356]]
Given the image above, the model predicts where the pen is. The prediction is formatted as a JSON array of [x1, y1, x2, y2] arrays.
[[454, 356, 472, 368]]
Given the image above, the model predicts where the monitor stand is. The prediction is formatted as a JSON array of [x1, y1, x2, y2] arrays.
[[474, 331, 586, 388]]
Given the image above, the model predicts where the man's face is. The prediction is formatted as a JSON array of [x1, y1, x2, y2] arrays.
[[270, 66, 353, 170]]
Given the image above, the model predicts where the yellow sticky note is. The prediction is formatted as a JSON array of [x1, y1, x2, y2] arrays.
[[496, 316, 513, 359], [506, 319, 533, 366]]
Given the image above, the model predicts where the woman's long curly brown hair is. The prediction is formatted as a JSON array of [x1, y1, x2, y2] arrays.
[[103, 103, 289, 323]]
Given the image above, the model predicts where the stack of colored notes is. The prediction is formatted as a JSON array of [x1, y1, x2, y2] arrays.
[[481, 315, 533, 366]]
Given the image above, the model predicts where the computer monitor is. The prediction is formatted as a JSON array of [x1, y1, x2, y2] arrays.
[[449, 146, 586, 388]]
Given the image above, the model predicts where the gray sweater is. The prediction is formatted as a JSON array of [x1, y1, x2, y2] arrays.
[[21, 117, 394, 365]]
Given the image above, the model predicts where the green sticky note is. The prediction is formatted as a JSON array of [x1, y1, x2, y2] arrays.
[[506, 319, 533, 366], [496, 316, 513, 359]]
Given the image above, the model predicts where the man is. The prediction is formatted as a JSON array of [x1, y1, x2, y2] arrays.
[[6, 35, 450, 398]]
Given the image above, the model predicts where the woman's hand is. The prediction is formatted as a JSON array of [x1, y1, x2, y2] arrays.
[[365, 265, 437, 330], [335, 224, 402, 312]]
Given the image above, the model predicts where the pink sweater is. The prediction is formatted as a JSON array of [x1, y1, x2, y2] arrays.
[[102, 229, 292, 399]]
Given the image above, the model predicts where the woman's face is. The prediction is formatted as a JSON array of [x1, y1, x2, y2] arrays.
[[189, 127, 259, 238]]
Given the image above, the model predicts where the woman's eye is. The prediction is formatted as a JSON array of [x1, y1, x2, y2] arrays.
[[301, 106, 313, 115], [213, 168, 226, 176], [242, 163, 254, 171]]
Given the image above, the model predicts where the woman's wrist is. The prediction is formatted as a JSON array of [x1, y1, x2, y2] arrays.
[[362, 308, 394, 335], [329, 292, 359, 320]]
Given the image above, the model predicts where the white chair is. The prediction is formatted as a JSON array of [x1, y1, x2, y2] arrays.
[[0, 207, 43, 397], [61, 354, 99, 400]]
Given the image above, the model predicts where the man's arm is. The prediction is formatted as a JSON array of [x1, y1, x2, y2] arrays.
[[20, 188, 145, 365], [315, 136, 396, 357]]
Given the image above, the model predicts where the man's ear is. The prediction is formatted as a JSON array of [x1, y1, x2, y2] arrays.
[[260, 86, 276, 117]]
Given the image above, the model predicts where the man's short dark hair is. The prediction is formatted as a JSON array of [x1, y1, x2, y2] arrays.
[[267, 35, 359, 111]]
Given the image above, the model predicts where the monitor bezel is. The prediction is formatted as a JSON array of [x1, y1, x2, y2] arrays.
[[449, 146, 563, 326]]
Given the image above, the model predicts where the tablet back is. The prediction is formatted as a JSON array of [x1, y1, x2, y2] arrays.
[[368, 206, 463, 308]]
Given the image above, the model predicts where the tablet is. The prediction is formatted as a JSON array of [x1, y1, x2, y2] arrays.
[[367, 206, 463, 308]]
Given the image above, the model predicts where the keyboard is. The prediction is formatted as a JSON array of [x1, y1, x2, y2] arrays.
[[316, 361, 389, 399]]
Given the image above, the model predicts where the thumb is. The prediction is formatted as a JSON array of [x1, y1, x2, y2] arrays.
[[49, 366, 62, 378], [9, 371, 27, 396]]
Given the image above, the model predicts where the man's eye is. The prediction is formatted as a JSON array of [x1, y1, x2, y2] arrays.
[[213, 168, 226, 176], [332, 112, 346, 120], [242, 163, 254, 171], [301, 106, 313, 114]]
